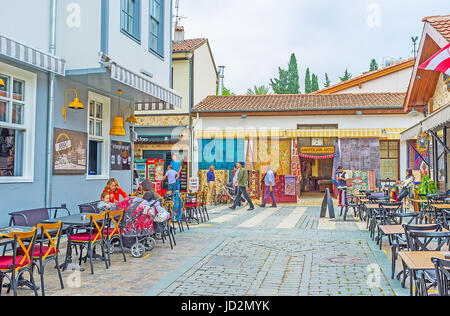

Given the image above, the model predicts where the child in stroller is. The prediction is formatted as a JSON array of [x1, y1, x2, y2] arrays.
[[117, 196, 170, 258]]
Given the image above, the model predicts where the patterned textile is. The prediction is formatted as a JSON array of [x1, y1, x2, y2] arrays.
[[340, 138, 380, 183], [198, 170, 229, 192], [291, 140, 302, 197], [284, 176, 296, 196], [249, 170, 260, 199], [344, 170, 376, 194], [256, 140, 291, 176], [245, 139, 256, 171], [261, 175, 297, 203]]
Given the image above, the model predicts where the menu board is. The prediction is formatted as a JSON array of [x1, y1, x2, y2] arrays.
[[180, 160, 188, 191], [110, 141, 131, 170]]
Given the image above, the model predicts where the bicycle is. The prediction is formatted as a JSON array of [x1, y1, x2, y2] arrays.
[[213, 182, 248, 208]]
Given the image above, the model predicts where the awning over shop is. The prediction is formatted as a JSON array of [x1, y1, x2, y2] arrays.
[[135, 126, 187, 143], [401, 103, 450, 141], [195, 128, 405, 139], [66, 55, 182, 110], [110, 62, 182, 110], [0, 34, 65, 76], [195, 129, 285, 139]]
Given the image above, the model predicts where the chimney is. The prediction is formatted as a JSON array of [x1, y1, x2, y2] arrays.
[[218, 66, 225, 95], [174, 25, 185, 42]]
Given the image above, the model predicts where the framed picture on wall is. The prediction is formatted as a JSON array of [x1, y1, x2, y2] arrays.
[[111, 140, 131, 171], [53, 128, 87, 175]]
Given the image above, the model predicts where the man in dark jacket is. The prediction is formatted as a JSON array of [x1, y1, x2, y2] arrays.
[[230, 162, 255, 211]]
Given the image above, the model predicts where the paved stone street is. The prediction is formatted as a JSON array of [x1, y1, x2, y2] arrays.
[[10, 204, 408, 296]]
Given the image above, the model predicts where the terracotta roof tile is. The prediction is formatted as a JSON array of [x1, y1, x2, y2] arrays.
[[172, 38, 206, 52], [423, 15, 450, 42], [193, 93, 406, 113]]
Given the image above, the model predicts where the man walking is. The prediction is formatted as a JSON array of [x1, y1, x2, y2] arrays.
[[260, 165, 277, 208], [230, 162, 255, 211], [163, 165, 179, 193]]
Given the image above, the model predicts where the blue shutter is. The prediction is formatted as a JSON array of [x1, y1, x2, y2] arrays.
[[134, 0, 141, 40], [158, 0, 164, 56]]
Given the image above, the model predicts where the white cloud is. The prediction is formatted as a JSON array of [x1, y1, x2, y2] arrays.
[[177, 0, 449, 94]]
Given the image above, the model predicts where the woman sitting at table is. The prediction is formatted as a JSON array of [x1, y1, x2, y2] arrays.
[[103, 178, 128, 203], [397, 168, 415, 203]]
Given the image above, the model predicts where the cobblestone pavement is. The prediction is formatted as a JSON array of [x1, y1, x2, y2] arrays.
[[9, 205, 408, 296]]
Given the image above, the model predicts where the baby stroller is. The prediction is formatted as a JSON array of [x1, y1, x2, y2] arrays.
[[117, 197, 170, 258]]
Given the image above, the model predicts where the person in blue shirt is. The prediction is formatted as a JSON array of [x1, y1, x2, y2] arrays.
[[170, 154, 182, 191], [207, 165, 216, 205], [260, 164, 277, 208]]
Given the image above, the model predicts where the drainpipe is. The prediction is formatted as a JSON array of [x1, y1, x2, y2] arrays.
[[45, 0, 57, 207], [188, 53, 194, 179]]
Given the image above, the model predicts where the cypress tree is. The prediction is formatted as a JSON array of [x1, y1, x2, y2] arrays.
[[287, 53, 300, 94], [304, 68, 312, 94], [312, 74, 319, 92], [324, 73, 331, 88]]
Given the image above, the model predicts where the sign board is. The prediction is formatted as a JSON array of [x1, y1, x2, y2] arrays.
[[53, 128, 87, 175], [320, 188, 335, 218], [110, 141, 131, 170], [189, 177, 199, 192], [301, 147, 334, 154]]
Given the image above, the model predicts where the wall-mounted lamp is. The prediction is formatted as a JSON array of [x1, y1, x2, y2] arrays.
[[356, 111, 363, 115], [63, 89, 84, 122], [241, 114, 247, 119]]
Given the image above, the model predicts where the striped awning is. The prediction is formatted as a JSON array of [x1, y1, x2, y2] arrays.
[[0, 34, 65, 76], [195, 128, 406, 140], [110, 62, 181, 109], [195, 129, 286, 139], [286, 128, 382, 138]]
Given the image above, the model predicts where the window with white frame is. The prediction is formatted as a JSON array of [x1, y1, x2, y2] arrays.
[[0, 64, 35, 182], [87, 92, 110, 178], [149, 0, 164, 56]]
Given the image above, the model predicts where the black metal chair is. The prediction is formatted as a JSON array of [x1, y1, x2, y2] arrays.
[[388, 212, 420, 280], [431, 257, 450, 296], [404, 227, 450, 296], [375, 202, 403, 249]]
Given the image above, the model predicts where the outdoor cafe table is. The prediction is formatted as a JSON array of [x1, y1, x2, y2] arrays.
[[398, 251, 450, 296], [42, 214, 104, 271]]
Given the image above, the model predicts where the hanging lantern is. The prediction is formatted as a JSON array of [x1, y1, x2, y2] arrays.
[[110, 90, 126, 136], [63, 89, 84, 122], [0, 78, 4, 86], [125, 103, 138, 124]]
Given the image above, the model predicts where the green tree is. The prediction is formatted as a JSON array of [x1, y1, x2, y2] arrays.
[[270, 68, 289, 94], [304, 68, 312, 94], [216, 85, 235, 96], [324, 73, 331, 88], [246, 85, 270, 95], [339, 69, 352, 82], [369, 58, 379, 72], [287, 53, 300, 94], [311, 74, 319, 92]]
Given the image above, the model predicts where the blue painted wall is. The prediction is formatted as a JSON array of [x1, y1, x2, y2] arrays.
[[0, 66, 133, 226], [0, 59, 49, 226]]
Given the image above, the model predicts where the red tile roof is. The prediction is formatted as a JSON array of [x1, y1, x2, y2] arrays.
[[172, 38, 206, 52], [193, 93, 406, 113], [312, 58, 415, 95], [423, 15, 450, 42]]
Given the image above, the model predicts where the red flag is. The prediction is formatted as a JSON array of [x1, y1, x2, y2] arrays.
[[419, 42, 450, 76]]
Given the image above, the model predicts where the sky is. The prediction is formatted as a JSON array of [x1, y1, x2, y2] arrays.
[[175, 0, 449, 95]]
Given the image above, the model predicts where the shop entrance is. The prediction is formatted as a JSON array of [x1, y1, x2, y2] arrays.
[[297, 124, 337, 193], [300, 157, 334, 192]]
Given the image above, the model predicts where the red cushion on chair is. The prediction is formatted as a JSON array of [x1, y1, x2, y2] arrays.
[[185, 203, 197, 208], [0, 256, 31, 270], [69, 232, 94, 242], [102, 228, 120, 236], [17, 245, 59, 257]]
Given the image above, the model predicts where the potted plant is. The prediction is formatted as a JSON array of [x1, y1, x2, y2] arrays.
[[416, 174, 437, 195]]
